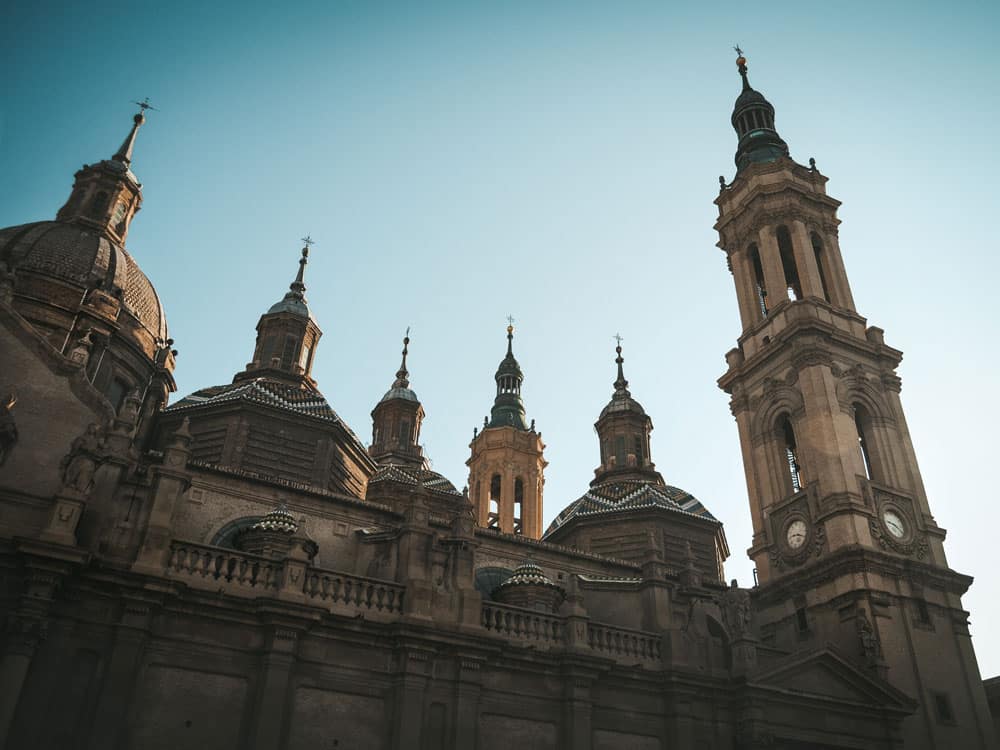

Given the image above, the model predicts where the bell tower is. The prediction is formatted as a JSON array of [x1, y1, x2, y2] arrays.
[[714, 52, 995, 748], [467, 323, 546, 538]]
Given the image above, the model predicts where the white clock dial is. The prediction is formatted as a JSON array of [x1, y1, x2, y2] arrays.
[[786, 519, 808, 549], [883, 510, 906, 539]]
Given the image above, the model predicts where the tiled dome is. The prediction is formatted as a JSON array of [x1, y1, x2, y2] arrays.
[[0, 221, 167, 341]]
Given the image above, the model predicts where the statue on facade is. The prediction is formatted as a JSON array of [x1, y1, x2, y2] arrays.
[[722, 579, 753, 637], [59, 423, 105, 494], [0, 392, 17, 466], [857, 608, 882, 668]]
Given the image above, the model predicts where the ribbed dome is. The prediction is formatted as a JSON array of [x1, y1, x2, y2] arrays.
[[0, 220, 167, 341]]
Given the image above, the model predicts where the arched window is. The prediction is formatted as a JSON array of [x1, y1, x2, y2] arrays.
[[776, 226, 802, 301], [854, 403, 877, 481], [779, 416, 804, 492], [398, 419, 411, 446], [488, 474, 501, 529], [748, 244, 768, 317], [279, 335, 299, 369], [615, 436, 626, 467], [634, 435, 644, 465], [810, 232, 833, 303], [513, 478, 524, 534], [259, 334, 276, 366], [89, 191, 109, 219]]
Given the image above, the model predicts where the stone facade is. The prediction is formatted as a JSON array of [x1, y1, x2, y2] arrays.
[[0, 59, 997, 750]]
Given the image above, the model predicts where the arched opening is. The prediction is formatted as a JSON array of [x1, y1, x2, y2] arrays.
[[488, 474, 501, 529], [397, 419, 411, 446], [89, 190, 109, 219], [854, 403, 879, 482], [279, 335, 299, 370], [513, 477, 524, 534], [779, 415, 804, 493], [810, 232, 833, 303], [748, 244, 767, 317], [776, 225, 802, 301], [634, 435, 644, 465], [615, 436, 626, 467]]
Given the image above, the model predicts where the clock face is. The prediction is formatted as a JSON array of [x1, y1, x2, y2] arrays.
[[786, 519, 808, 549], [883, 510, 906, 539]]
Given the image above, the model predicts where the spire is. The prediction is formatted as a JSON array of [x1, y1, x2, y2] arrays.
[[234, 237, 323, 388], [55, 100, 156, 243], [730, 49, 790, 173], [113, 113, 144, 166], [392, 328, 411, 389], [613, 333, 630, 399], [114, 99, 155, 167], [488, 318, 529, 430], [266, 238, 315, 320], [593, 335, 661, 485]]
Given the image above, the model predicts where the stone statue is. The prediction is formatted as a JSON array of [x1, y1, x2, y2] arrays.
[[857, 609, 881, 667], [59, 423, 104, 494], [0, 392, 17, 466], [723, 579, 753, 637]]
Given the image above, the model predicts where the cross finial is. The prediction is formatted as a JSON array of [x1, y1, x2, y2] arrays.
[[734, 44, 744, 57], [301, 235, 315, 249], [506, 314, 515, 327], [131, 97, 158, 114], [613, 333, 623, 346]]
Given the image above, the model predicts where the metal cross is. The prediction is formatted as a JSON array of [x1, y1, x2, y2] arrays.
[[301, 235, 315, 249], [506, 314, 515, 327], [131, 97, 158, 113], [614, 333, 623, 346], [733, 45, 744, 57]]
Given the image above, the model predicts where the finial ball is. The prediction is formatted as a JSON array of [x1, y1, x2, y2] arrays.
[[507, 325, 514, 335], [736, 55, 746, 67]]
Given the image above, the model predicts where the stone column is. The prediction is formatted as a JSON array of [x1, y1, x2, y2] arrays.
[[453, 656, 484, 749], [133, 419, 192, 575], [561, 667, 594, 750], [790, 220, 825, 300], [0, 615, 46, 750], [249, 626, 300, 750], [732, 249, 759, 329], [823, 230, 857, 312], [391, 648, 432, 749], [757, 226, 789, 309], [86, 595, 159, 750]]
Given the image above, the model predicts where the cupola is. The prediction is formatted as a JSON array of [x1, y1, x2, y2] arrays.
[[369, 330, 427, 467], [731, 50, 790, 173], [233, 240, 322, 389]]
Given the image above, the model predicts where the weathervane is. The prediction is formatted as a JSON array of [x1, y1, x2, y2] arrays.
[[131, 97, 158, 114], [301, 235, 315, 249], [733, 44, 744, 57]]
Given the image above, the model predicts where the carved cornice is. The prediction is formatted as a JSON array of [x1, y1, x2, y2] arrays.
[[754, 546, 973, 605]]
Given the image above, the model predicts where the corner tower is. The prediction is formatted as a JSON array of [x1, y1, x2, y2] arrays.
[[467, 323, 546, 537], [714, 53, 994, 747]]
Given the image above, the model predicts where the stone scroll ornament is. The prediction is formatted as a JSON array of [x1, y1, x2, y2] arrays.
[[59, 423, 106, 494], [0, 392, 17, 466]]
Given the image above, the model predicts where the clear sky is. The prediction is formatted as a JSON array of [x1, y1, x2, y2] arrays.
[[3, 0, 999, 674]]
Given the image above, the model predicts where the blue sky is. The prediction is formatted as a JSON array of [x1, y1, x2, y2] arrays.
[[3, 0, 1000, 674]]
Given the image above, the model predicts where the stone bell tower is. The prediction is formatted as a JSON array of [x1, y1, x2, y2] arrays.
[[714, 52, 995, 748], [467, 323, 546, 538]]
